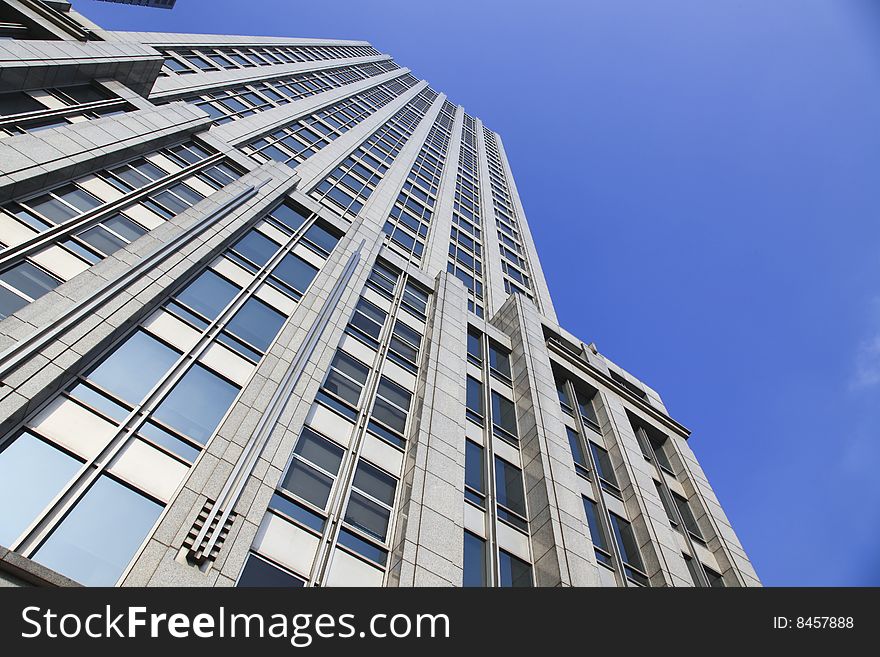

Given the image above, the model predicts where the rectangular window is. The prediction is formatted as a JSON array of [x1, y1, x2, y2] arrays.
[[463, 531, 486, 587], [237, 553, 306, 587], [498, 550, 532, 587], [320, 350, 369, 411], [609, 513, 647, 585], [464, 440, 484, 507], [567, 427, 590, 478], [279, 427, 343, 510], [655, 481, 679, 528], [556, 378, 574, 415], [684, 554, 704, 587], [466, 328, 482, 365], [465, 376, 483, 424], [488, 342, 511, 381], [575, 389, 600, 430], [490, 391, 518, 443], [672, 492, 704, 541], [589, 442, 620, 496], [494, 456, 527, 531], [344, 461, 396, 542], [582, 497, 613, 567], [704, 565, 725, 587]]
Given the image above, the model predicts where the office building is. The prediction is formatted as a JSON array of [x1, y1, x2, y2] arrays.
[[0, 0, 759, 588]]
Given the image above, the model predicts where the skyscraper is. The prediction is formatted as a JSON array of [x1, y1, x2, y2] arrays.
[[0, 0, 759, 588]]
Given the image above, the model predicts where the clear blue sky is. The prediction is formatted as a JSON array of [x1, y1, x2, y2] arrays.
[[71, 0, 880, 586]]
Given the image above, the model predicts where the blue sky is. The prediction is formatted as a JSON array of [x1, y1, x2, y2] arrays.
[[71, 0, 880, 585]]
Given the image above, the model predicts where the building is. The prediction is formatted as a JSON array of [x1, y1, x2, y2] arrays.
[[93, 0, 176, 9], [0, 0, 760, 588]]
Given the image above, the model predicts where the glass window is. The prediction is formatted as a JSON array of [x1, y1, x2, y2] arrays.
[[372, 378, 411, 435], [684, 554, 704, 587], [567, 427, 589, 475], [152, 364, 240, 444], [0, 90, 44, 116], [176, 270, 240, 321], [0, 261, 61, 301], [498, 550, 532, 587], [576, 389, 600, 427], [464, 440, 484, 502], [103, 214, 146, 242], [655, 481, 679, 527], [582, 497, 611, 559], [466, 329, 482, 364], [704, 566, 725, 588], [280, 459, 334, 509], [33, 475, 163, 586], [349, 297, 386, 342], [322, 351, 369, 407], [556, 378, 573, 413], [0, 285, 27, 320], [268, 203, 308, 232], [609, 513, 645, 574], [344, 491, 390, 541], [78, 225, 127, 255], [672, 492, 703, 540], [0, 433, 81, 546], [494, 456, 526, 521], [237, 554, 305, 587], [272, 253, 318, 295], [225, 297, 286, 351], [466, 376, 483, 420], [589, 442, 618, 489], [488, 343, 511, 380], [302, 223, 338, 254], [351, 461, 396, 506], [87, 331, 180, 405], [491, 391, 517, 440], [652, 438, 674, 473], [232, 230, 279, 267], [463, 531, 486, 587], [294, 427, 343, 475]]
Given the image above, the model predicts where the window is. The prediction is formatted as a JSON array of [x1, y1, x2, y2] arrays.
[[0, 433, 81, 547], [369, 377, 411, 446], [672, 492, 704, 542], [231, 230, 279, 268], [224, 297, 286, 354], [655, 481, 679, 527], [463, 531, 486, 587], [320, 350, 369, 410], [348, 297, 386, 346], [575, 389, 600, 430], [494, 456, 527, 531], [609, 513, 647, 585], [464, 440, 484, 507], [0, 261, 62, 317], [465, 376, 483, 424], [684, 554, 704, 587], [652, 438, 674, 473], [238, 553, 306, 587], [86, 331, 180, 405], [344, 461, 396, 541], [466, 329, 482, 365], [589, 442, 620, 496], [488, 342, 511, 381], [174, 270, 240, 323], [152, 364, 240, 444], [401, 281, 429, 318], [498, 550, 532, 587], [582, 497, 613, 567], [567, 427, 590, 478], [33, 475, 163, 586], [491, 391, 517, 443], [556, 378, 574, 415], [609, 370, 648, 400], [280, 427, 343, 509], [704, 565, 725, 587], [271, 253, 319, 298], [387, 321, 421, 372]]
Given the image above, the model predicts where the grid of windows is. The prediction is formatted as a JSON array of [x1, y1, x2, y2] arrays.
[[0, 141, 242, 319], [310, 87, 437, 219], [0, 83, 132, 138], [247, 259, 431, 586], [382, 99, 456, 262], [462, 326, 532, 587], [447, 114, 486, 317], [242, 75, 418, 166], [180, 60, 398, 126], [483, 128, 534, 300], [0, 200, 340, 586], [158, 43, 382, 77]]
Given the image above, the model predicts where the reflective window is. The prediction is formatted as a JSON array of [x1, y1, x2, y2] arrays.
[[322, 351, 369, 407], [567, 427, 589, 477], [345, 461, 396, 541], [152, 364, 240, 444], [499, 550, 532, 587], [464, 440, 484, 506], [225, 297, 285, 352], [672, 492, 703, 540], [238, 554, 306, 587], [0, 433, 81, 547], [582, 496, 613, 567], [494, 456, 527, 529], [609, 513, 646, 580], [87, 331, 180, 405], [272, 253, 318, 296], [466, 329, 482, 365], [0, 261, 61, 301], [232, 230, 279, 267], [465, 376, 483, 422], [704, 565, 725, 588], [176, 270, 240, 321], [463, 531, 486, 587], [33, 475, 163, 586], [491, 391, 517, 441], [488, 343, 511, 380], [590, 442, 619, 492]]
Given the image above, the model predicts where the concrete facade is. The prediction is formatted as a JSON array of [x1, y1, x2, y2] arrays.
[[0, 0, 759, 588]]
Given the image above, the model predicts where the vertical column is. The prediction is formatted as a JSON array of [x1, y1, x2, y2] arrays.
[[492, 295, 596, 586], [390, 271, 469, 586]]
